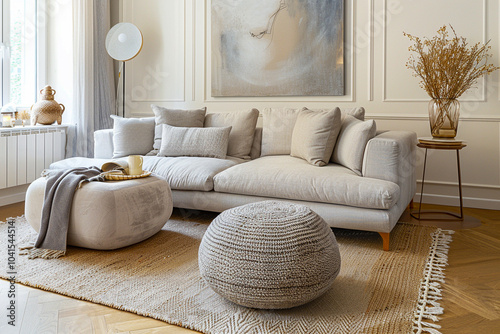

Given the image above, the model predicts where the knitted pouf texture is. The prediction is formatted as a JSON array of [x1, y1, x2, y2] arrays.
[[198, 200, 341, 309]]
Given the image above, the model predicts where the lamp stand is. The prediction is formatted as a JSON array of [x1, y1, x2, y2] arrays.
[[122, 61, 126, 118]]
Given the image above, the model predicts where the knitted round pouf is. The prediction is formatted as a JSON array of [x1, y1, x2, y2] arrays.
[[198, 200, 341, 309]]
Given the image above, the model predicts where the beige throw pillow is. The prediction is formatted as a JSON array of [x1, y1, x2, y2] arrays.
[[261, 108, 301, 156], [290, 108, 341, 166], [204, 109, 259, 159], [158, 124, 231, 159], [151, 105, 207, 151], [332, 115, 377, 175]]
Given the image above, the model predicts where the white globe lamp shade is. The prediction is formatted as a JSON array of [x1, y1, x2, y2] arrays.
[[105, 23, 143, 61]]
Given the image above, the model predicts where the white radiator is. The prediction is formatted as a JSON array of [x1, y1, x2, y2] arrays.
[[0, 126, 66, 189]]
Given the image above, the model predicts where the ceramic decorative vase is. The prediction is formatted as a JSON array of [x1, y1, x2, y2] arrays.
[[30, 85, 65, 125], [428, 98, 460, 138]]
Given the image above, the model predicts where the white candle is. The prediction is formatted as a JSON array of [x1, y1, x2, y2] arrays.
[[2, 115, 12, 127]]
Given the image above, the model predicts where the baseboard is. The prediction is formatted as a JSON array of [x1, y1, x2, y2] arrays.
[[414, 193, 500, 210], [0, 185, 29, 207]]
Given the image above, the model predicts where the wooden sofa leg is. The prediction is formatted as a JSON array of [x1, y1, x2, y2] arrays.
[[408, 199, 414, 210], [379, 232, 390, 251]]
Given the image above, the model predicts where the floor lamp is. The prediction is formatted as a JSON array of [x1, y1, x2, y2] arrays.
[[105, 23, 143, 118]]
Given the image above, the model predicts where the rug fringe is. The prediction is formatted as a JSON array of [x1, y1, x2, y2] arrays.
[[413, 229, 454, 334], [19, 246, 66, 259]]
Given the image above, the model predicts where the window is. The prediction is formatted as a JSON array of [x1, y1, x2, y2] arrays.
[[1, 0, 39, 108]]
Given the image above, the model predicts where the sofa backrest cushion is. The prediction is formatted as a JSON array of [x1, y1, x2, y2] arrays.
[[290, 108, 341, 167], [261, 107, 301, 156], [158, 124, 231, 159], [110, 115, 155, 158], [306, 107, 365, 122], [151, 104, 206, 152], [332, 115, 377, 175], [341, 107, 365, 121], [204, 109, 259, 159]]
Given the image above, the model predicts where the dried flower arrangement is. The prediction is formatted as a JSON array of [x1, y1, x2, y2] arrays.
[[18, 110, 31, 127], [404, 25, 498, 100], [404, 26, 498, 137]]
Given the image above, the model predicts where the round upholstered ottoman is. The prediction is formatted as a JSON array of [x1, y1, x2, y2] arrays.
[[198, 200, 341, 309], [25, 175, 173, 250]]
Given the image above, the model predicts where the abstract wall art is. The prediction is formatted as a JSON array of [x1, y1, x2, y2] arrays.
[[211, 0, 344, 97]]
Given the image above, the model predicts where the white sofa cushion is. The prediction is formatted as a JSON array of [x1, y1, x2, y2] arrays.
[[151, 104, 206, 152], [50, 156, 241, 192], [110, 115, 155, 158], [204, 109, 259, 159], [213, 156, 399, 209], [158, 124, 231, 159], [332, 116, 377, 174], [143, 156, 240, 191], [290, 108, 341, 166], [261, 107, 301, 156]]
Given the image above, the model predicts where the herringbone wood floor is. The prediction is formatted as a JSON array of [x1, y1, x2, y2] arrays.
[[1, 202, 499, 333]]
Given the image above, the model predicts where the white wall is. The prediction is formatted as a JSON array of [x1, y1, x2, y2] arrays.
[[123, 0, 500, 210]]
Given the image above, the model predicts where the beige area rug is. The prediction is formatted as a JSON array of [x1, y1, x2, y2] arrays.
[[0, 210, 452, 334]]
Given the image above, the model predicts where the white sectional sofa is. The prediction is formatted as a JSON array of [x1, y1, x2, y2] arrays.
[[50, 106, 417, 250]]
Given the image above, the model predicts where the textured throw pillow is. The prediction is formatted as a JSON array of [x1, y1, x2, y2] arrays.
[[261, 107, 301, 156], [151, 104, 207, 151], [290, 108, 341, 166], [332, 115, 377, 175], [110, 115, 155, 158], [204, 108, 259, 159], [158, 124, 231, 159]]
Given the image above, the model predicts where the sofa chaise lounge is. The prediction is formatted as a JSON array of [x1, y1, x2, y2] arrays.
[[49, 106, 417, 250]]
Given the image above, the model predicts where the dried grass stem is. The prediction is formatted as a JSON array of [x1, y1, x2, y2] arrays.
[[404, 25, 498, 100]]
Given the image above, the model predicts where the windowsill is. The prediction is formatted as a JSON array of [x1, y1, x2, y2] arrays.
[[0, 124, 69, 132]]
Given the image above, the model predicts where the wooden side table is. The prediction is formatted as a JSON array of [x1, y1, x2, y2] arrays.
[[411, 138, 467, 221]]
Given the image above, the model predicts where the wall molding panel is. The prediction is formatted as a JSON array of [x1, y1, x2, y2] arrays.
[[124, 0, 186, 104], [191, 0, 197, 102], [368, 0, 375, 101], [382, 0, 488, 103]]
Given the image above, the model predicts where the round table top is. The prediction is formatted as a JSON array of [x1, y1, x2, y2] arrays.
[[417, 142, 467, 150], [417, 138, 466, 150]]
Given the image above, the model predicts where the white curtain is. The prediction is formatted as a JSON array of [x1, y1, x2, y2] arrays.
[[68, 0, 115, 158], [93, 1, 115, 132]]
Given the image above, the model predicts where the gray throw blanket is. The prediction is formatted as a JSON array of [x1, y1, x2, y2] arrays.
[[21, 167, 102, 259]]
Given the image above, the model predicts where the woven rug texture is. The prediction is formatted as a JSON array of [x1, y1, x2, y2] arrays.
[[0, 210, 451, 334]]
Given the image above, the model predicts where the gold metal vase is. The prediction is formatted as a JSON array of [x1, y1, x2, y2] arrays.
[[428, 98, 460, 138]]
